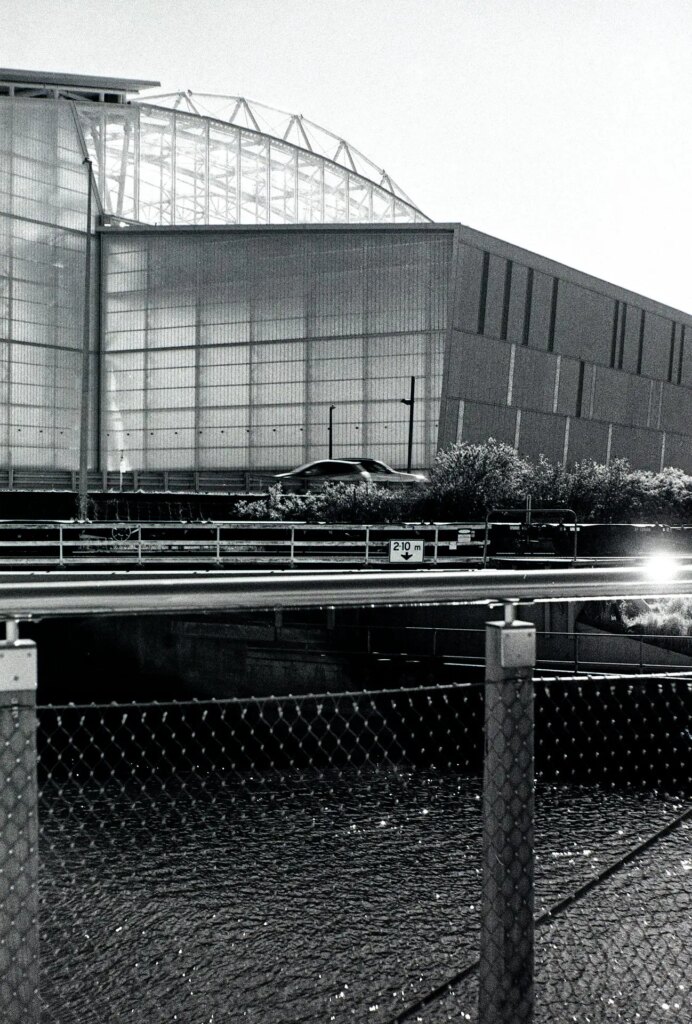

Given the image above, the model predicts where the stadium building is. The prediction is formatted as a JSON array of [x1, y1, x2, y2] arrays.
[[1, 67, 690, 496]]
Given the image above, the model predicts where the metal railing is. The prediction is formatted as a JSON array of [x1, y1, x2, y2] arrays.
[[0, 521, 486, 567], [483, 507, 578, 566], [0, 566, 690, 1023]]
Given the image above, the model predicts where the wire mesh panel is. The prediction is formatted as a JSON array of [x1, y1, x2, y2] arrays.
[[37, 684, 485, 1024], [32, 668, 692, 1024]]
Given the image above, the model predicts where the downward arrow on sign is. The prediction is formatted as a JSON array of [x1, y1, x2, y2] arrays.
[[401, 552, 413, 560]]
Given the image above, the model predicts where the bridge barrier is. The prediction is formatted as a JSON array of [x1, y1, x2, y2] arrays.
[[0, 567, 690, 1022]]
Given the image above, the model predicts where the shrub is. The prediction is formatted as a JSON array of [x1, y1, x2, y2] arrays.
[[427, 439, 531, 519], [234, 483, 425, 524], [621, 597, 692, 639], [234, 445, 692, 525]]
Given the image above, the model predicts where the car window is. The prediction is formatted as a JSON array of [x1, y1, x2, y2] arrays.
[[359, 460, 390, 473]]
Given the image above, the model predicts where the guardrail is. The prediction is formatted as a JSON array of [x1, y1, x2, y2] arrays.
[[0, 564, 691, 619], [483, 506, 578, 565], [0, 521, 487, 567], [0, 519, 690, 568]]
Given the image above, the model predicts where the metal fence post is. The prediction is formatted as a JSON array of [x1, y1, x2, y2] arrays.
[[480, 602, 536, 1024], [0, 622, 39, 1023]]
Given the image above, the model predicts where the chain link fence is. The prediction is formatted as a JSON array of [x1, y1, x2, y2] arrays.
[[1, 636, 690, 1022]]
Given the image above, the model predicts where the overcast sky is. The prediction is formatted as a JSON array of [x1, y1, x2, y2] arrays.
[[6, 0, 691, 312]]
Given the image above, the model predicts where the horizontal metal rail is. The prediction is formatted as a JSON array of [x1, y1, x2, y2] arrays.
[[0, 565, 691, 619], [0, 519, 689, 568], [0, 521, 488, 567]]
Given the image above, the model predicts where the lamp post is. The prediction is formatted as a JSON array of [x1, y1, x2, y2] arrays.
[[328, 404, 336, 459], [400, 375, 415, 472], [78, 157, 93, 521]]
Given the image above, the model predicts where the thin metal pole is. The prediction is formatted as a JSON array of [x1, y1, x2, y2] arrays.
[[328, 404, 335, 459], [401, 376, 415, 472], [78, 158, 93, 522]]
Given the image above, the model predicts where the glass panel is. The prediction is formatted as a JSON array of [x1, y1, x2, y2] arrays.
[[174, 113, 208, 224], [208, 124, 239, 224]]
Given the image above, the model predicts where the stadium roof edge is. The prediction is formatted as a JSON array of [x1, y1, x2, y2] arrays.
[[0, 68, 160, 93]]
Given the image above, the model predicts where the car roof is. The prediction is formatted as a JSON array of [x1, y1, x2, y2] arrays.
[[286, 459, 366, 473]]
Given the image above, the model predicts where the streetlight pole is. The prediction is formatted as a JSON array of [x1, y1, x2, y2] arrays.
[[400, 375, 415, 472], [328, 404, 336, 459], [78, 157, 93, 521]]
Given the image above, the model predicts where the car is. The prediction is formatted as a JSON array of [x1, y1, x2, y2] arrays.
[[274, 459, 372, 493], [274, 458, 428, 493], [342, 458, 428, 487]]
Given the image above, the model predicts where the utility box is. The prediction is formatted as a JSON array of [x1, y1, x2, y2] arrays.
[[485, 620, 536, 680], [499, 625, 536, 670]]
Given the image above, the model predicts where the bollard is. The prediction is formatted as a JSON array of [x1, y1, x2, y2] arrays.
[[0, 627, 39, 1023], [479, 603, 536, 1024]]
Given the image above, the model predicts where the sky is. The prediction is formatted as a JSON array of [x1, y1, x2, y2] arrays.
[[5, 0, 692, 312]]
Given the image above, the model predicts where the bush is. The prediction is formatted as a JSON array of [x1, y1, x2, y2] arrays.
[[234, 445, 692, 525], [427, 439, 531, 519], [235, 483, 425, 524]]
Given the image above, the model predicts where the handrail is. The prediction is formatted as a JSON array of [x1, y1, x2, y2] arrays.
[[0, 565, 691, 620], [483, 507, 578, 567]]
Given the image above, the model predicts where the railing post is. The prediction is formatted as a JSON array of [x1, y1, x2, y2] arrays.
[[137, 524, 142, 566], [480, 602, 536, 1024], [0, 621, 39, 1023]]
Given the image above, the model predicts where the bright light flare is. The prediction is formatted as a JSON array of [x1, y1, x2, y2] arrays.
[[643, 553, 680, 583]]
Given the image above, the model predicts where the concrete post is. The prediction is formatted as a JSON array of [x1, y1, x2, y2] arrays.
[[479, 604, 536, 1024], [0, 630, 39, 1023]]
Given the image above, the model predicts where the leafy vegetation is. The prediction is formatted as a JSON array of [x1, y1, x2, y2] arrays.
[[620, 597, 692, 638], [234, 439, 692, 525]]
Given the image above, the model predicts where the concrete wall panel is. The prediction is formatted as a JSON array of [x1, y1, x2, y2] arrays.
[[528, 271, 554, 351], [444, 330, 512, 406], [610, 424, 662, 470], [453, 243, 484, 334], [506, 262, 530, 347], [553, 280, 614, 365], [518, 409, 566, 463], [555, 357, 581, 417], [641, 312, 673, 380], [566, 418, 610, 464], [460, 400, 516, 446], [659, 382, 691, 433], [483, 254, 506, 340], [511, 348, 557, 414], [664, 431, 692, 473]]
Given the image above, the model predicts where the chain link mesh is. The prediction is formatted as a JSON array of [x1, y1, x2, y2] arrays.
[[0, 666, 685, 1023]]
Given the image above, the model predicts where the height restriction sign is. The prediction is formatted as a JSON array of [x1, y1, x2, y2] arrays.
[[388, 539, 424, 563]]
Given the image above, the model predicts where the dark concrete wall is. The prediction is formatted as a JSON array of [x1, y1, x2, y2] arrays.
[[438, 225, 692, 472]]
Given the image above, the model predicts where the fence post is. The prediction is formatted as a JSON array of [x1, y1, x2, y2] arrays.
[[0, 622, 39, 1023], [479, 602, 536, 1024]]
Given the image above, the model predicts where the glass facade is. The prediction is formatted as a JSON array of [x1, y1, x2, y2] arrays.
[[0, 98, 96, 471], [77, 103, 425, 228], [102, 228, 452, 471]]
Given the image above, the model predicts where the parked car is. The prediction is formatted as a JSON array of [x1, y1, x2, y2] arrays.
[[274, 459, 372, 493]]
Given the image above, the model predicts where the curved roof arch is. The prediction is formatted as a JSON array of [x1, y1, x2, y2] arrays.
[[139, 90, 418, 207], [76, 92, 428, 227]]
